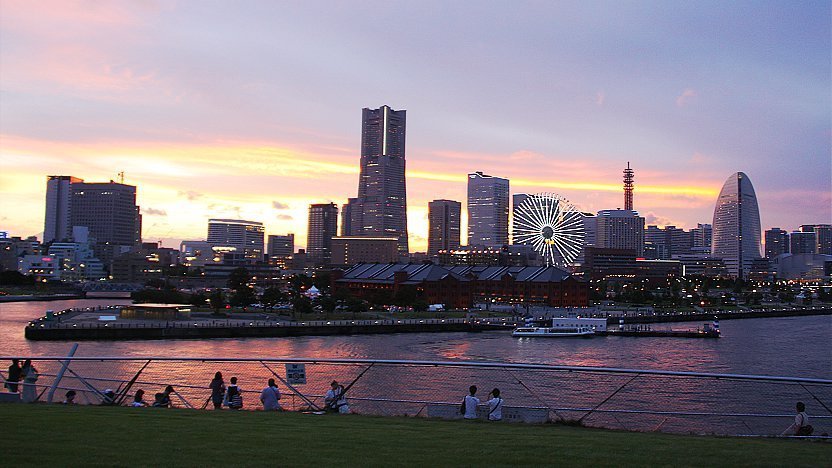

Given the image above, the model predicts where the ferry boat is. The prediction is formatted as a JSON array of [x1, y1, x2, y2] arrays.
[[511, 326, 595, 337]]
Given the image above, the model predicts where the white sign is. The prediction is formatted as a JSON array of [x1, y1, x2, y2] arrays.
[[285, 364, 307, 385]]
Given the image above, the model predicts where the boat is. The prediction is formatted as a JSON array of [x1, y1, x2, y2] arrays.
[[511, 326, 595, 337]]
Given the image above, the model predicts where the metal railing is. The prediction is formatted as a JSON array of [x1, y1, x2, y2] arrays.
[[1, 355, 830, 437]]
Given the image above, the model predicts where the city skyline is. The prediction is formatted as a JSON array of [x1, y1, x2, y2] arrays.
[[1, 2, 830, 251]]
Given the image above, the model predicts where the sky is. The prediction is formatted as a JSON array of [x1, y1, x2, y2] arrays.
[[1, 0, 830, 252]]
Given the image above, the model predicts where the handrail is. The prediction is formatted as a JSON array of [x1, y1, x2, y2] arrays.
[[1, 356, 829, 385]]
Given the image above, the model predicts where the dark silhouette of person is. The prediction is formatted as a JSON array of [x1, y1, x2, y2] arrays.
[[209, 372, 225, 410], [6, 359, 22, 392]]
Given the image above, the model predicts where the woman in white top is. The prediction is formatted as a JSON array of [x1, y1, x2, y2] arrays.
[[463, 385, 480, 419], [781, 401, 812, 436], [486, 388, 503, 421], [21, 360, 39, 403]]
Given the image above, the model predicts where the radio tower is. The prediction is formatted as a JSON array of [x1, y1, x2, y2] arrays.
[[623, 162, 634, 211]]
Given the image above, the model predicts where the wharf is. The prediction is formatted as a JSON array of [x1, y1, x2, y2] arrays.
[[597, 329, 720, 338]]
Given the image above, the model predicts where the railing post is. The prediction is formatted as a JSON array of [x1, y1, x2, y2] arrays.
[[47, 343, 79, 403]]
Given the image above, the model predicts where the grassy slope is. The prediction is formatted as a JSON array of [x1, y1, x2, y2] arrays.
[[2, 405, 828, 467]]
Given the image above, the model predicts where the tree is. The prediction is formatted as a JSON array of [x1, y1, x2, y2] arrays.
[[132, 288, 183, 304], [0, 271, 36, 285], [292, 295, 314, 319], [228, 267, 251, 291], [189, 291, 208, 307], [209, 290, 226, 314], [260, 287, 285, 311], [317, 296, 337, 315]]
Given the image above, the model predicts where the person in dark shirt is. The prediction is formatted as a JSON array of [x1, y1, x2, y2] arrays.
[[209, 372, 225, 410], [6, 359, 22, 392]]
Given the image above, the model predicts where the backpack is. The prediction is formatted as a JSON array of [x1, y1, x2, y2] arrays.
[[797, 425, 814, 436]]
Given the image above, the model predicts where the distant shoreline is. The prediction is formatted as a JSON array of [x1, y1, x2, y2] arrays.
[[0, 294, 85, 303]]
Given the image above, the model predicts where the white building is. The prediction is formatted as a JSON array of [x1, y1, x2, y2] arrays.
[[711, 172, 762, 278]]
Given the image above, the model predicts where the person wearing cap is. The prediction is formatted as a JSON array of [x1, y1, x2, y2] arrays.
[[324, 380, 349, 414], [62, 390, 77, 405], [102, 389, 116, 405]]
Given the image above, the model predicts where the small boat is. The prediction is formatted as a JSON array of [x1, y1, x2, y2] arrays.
[[511, 326, 595, 338]]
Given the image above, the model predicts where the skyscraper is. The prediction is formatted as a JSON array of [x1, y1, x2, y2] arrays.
[[207, 219, 265, 261], [428, 199, 461, 256], [789, 231, 817, 255], [799, 224, 832, 255], [70, 181, 142, 247], [44, 175, 83, 243], [307, 203, 339, 265], [267, 234, 294, 268], [711, 172, 762, 278], [347, 105, 409, 254], [511, 193, 529, 245], [690, 223, 713, 250], [468, 171, 509, 248], [764, 228, 789, 258], [596, 209, 645, 256]]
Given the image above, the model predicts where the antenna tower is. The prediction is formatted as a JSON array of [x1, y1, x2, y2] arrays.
[[623, 162, 634, 211]]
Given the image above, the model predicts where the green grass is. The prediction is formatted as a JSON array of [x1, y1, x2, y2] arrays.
[[1, 405, 828, 467]]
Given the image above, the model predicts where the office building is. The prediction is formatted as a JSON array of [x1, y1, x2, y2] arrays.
[[800, 224, 832, 255], [331, 237, 399, 266], [207, 219, 265, 261], [468, 171, 509, 248], [307, 203, 338, 266], [44, 175, 83, 243], [764, 228, 790, 258], [711, 172, 762, 278], [790, 231, 817, 255], [267, 234, 294, 268], [346, 105, 409, 254], [340, 198, 357, 236], [690, 223, 713, 250], [70, 180, 142, 247], [428, 199, 461, 256], [595, 210, 645, 257]]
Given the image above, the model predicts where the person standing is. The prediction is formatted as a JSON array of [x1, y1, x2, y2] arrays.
[[21, 359, 39, 403], [259, 379, 283, 411], [781, 402, 813, 436], [485, 388, 503, 421], [462, 385, 480, 420], [6, 359, 22, 393], [224, 377, 243, 409], [324, 381, 349, 414], [209, 372, 225, 410]]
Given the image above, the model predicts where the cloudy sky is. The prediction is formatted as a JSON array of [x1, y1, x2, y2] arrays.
[[1, 0, 829, 251]]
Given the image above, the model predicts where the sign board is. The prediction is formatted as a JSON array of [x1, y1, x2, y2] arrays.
[[285, 364, 307, 385]]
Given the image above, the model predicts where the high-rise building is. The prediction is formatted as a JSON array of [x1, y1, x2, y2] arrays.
[[44, 175, 83, 243], [711, 172, 762, 278], [596, 209, 645, 257], [690, 223, 713, 250], [764, 228, 789, 258], [511, 193, 529, 245], [207, 219, 265, 261], [623, 162, 634, 211], [340, 198, 357, 236], [644, 225, 668, 259], [346, 105, 409, 254], [307, 203, 338, 265], [330, 237, 399, 266], [70, 181, 142, 247], [800, 224, 832, 255], [468, 171, 509, 248], [428, 199, 462, 256], [789, 231, 817, 255], [267, 234, 294, 268]]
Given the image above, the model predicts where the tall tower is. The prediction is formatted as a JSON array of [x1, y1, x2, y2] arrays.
[[467, 172, 510, 248], [349, 105, 409, 254], [44, 175, 83, 243], [428, 199, 461, 256], [307, 203, 339, 266], [623, 162, 634, 211], [711, 172, 762, 278]]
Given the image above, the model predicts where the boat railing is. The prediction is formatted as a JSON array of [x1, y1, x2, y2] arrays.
[[1, 354, 829, 437]]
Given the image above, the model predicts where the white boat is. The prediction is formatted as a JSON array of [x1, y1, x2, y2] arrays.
[[511, 326, 595, 337]]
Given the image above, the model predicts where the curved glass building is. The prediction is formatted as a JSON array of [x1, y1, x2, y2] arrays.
[[711, 172, 762, 278]]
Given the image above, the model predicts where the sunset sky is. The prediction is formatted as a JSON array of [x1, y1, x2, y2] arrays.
[[1, 1, 829, 251]]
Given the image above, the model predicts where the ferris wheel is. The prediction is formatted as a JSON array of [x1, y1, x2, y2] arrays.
[[513, 193, 584, 267]]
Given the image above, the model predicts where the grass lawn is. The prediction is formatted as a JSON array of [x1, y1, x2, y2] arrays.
[[1, 405, 828, 467]]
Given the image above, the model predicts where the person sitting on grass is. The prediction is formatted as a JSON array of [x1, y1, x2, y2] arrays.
[[461, 385, 480, 420], [324, 381, 349, 414], [62, 390, 77, 405], [781, 401, 813, 436], [131, 389, 148, 407], [259, 378, 283, 411], [224, 377, 243, 409], [485, 388, 503, 421]]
